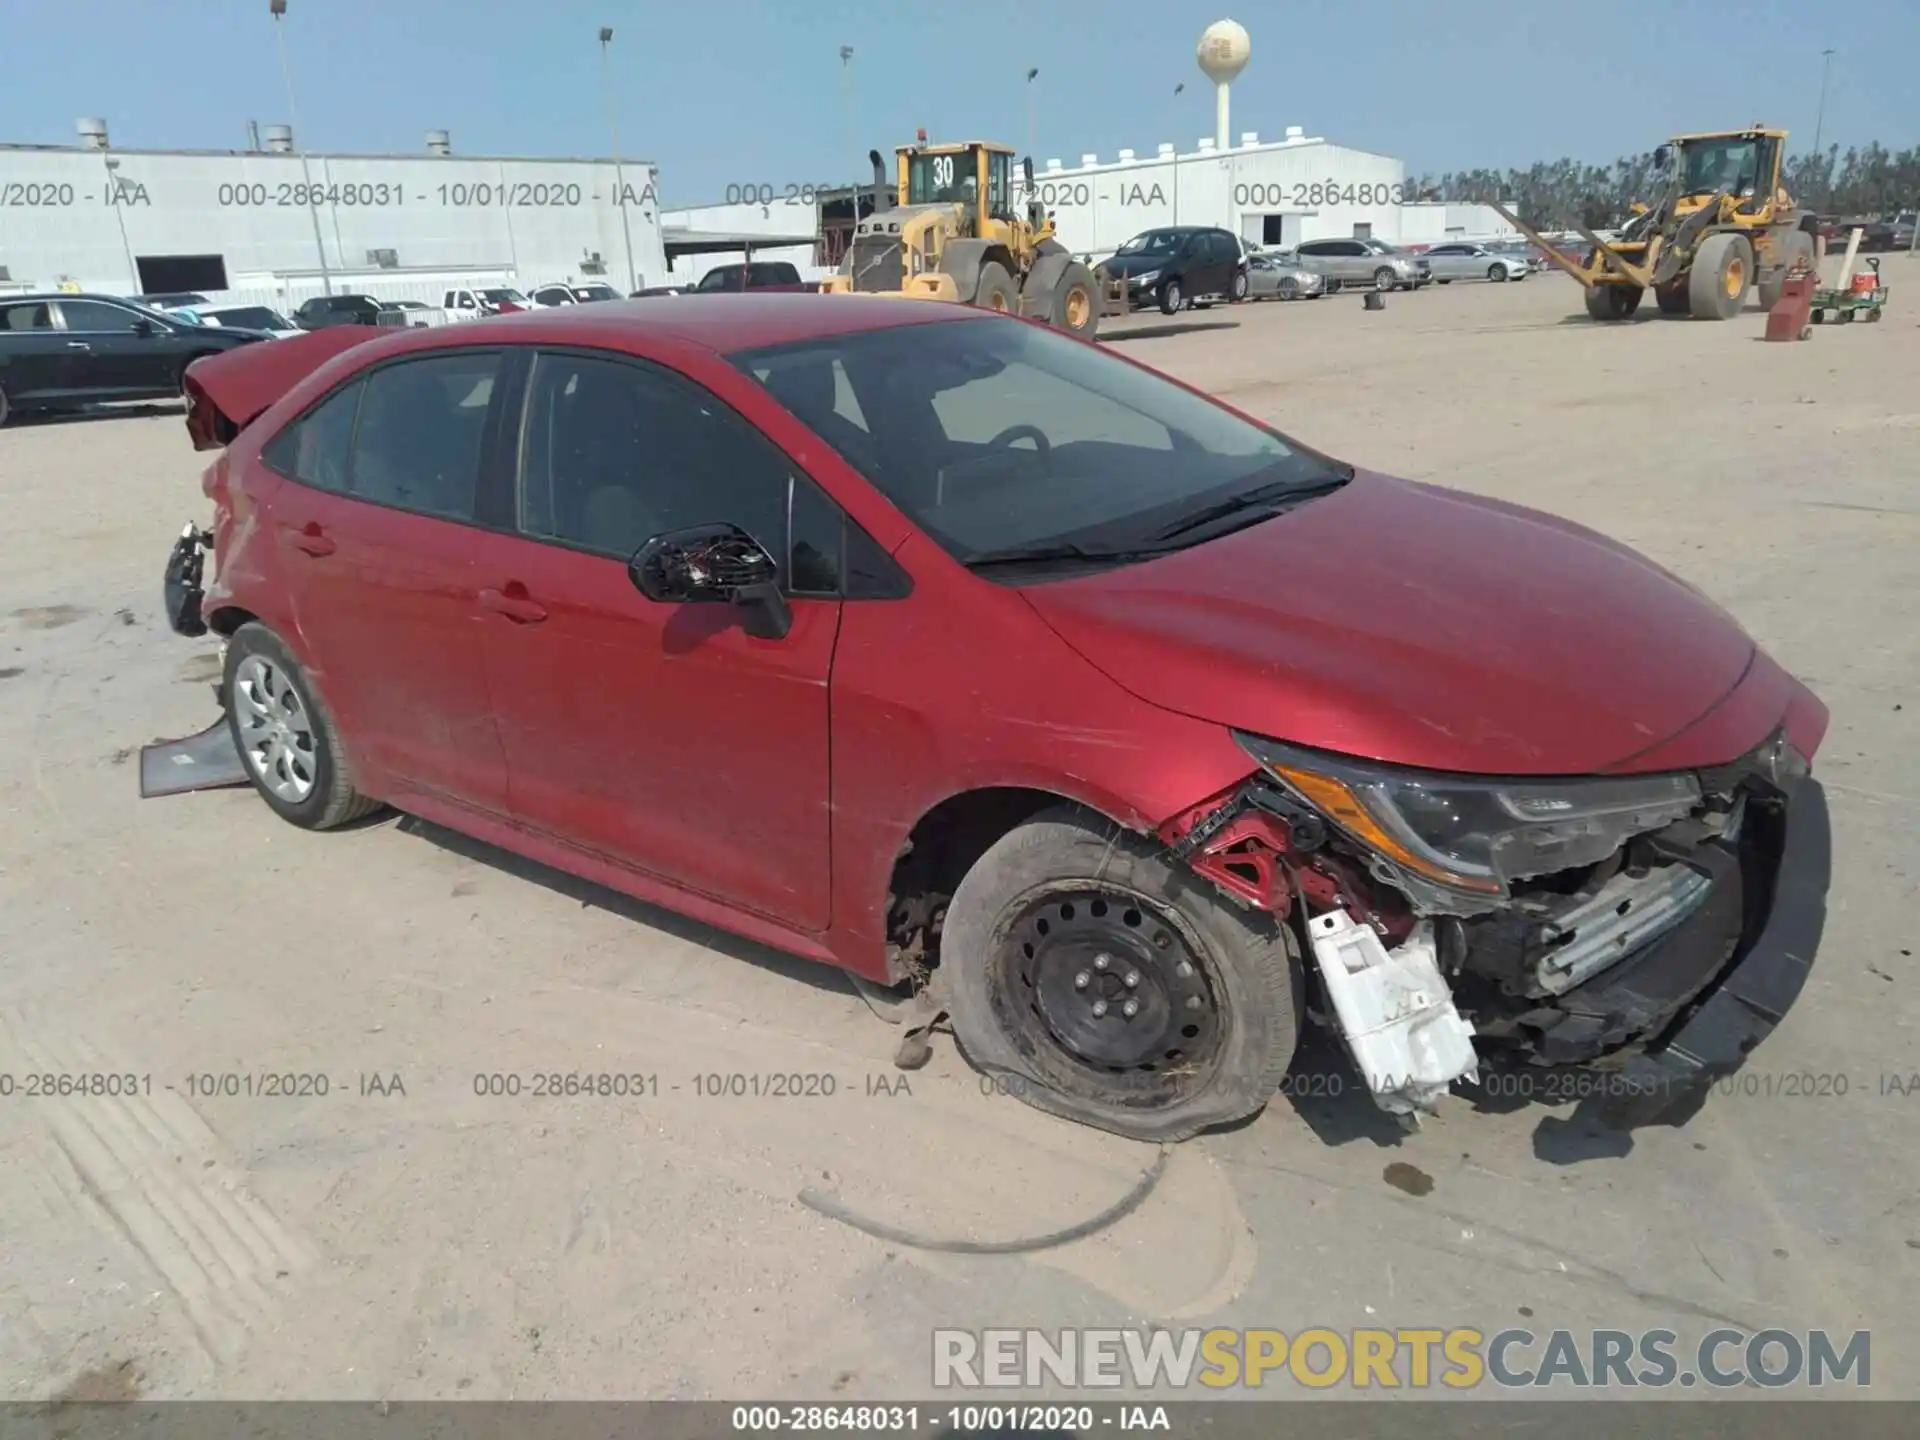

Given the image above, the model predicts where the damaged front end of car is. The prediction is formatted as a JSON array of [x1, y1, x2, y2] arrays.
[[1158, 730, 1830, 1129]]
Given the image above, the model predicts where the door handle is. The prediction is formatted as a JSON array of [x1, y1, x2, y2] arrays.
[[479, 587, 548, 624], [66, 342, 91, 351], [283, 522, 336, 557]]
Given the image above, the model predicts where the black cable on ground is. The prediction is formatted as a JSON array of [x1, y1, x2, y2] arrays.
[[796, 1145, 1170, 1255]]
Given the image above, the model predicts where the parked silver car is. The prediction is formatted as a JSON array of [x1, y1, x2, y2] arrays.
[[1245, 251, 1326, 300], [1289, 237, 1430, 292], [1422, 241, 1531, 283]]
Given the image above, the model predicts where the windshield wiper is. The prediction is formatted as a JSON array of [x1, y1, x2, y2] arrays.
[[1147, 471, 1351, 543], [961, 540, 1173, 572]]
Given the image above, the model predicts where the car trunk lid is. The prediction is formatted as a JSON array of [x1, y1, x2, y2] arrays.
[[182, 326, 380, 450]]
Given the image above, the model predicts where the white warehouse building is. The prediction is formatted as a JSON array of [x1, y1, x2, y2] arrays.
[[1012, 126, 1513, 258], [0, 119, 668, 308], [660, 127, 1514, 282]]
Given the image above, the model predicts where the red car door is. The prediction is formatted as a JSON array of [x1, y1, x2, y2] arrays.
[[471, 349, 840, 931], [262, 352, 512, 816]]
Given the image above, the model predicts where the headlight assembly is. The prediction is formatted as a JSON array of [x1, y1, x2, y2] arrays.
[[1132, 270, 1161, 285], [1234, 733, 1702, 898]]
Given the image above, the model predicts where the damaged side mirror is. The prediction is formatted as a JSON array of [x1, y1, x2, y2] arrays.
[[1651, 144, 1673, 173], [628, 523, 791, 640]]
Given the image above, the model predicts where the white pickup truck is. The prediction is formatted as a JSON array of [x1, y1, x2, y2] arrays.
[[442, 286, 534, 321]]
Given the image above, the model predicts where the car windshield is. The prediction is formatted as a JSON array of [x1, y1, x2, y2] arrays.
[[731, 316, 1350, 574], [1116, 231, 1183, 256], [480, 289, 526, 304], [573, 285, 618, 301], [1361, 239, 1401, 254]]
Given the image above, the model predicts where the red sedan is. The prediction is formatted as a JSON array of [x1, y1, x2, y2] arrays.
[[164, 296, 1829, 1141]]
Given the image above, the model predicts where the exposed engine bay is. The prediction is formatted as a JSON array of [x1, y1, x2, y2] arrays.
[[1156, 732, 1808, 1121]]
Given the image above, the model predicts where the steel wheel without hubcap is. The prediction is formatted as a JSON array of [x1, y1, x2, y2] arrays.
[[993, 888, 1225, 1104], [233, 653, 319, 803]]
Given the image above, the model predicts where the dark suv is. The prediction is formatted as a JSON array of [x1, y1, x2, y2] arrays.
[[0, 293, 266, 426], [1102, 227, 1249, 314], [292, 294, 388, 331]]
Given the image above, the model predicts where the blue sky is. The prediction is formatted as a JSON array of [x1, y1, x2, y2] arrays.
[[1, 0, 1912, 204]]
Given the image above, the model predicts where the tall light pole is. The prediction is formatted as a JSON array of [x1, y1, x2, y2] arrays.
[[1025, 68, 1039, 165], [600, 26, 639, 293], [840, 46, 856, 188], [1171, 82, 1185, 224], [1811, 47, 1836, 205], [269, 0, 332, 295]]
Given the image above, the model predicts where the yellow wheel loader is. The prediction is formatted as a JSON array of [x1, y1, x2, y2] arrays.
[[819, 141, 1115, 339], [1490, 126, 1820, 321]]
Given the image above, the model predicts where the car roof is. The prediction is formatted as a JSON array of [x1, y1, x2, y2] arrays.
[[3, 292, 141, 304], [459, 293, 979, 352]]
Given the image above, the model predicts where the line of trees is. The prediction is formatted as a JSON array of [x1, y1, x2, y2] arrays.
[[1409, 144, 1919, 229]]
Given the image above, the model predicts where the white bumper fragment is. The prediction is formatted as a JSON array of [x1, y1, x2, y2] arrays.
[[1306, 909, 1480, 1118]]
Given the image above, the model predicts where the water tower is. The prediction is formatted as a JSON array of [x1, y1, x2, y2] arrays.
[[1196, 19, 1250, 151]]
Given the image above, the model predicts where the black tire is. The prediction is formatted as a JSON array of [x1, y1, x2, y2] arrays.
[[1435, 278, 1452, 285], [1324, 277, 1343, 295], [1687, 232, 1752, 319], [1048, 260, 1099, 339], [972, 261, 1018, 315], [1757, 230, 1816, 312], [1488, 263, 1508, 282], [1229, 267, 1249, 302], [1277, 277, 1298, 300], [942, 805, 1302, 1143], [0, 383, 10, 429], [1158, 278, 1185, 315], [1372, 267, 1398, 291], [1584, 283, 1643, 320], [223, 622, 385, 831], [1654, 280, 1690, 315]]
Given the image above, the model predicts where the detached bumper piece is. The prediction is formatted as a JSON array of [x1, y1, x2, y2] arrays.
[[139, 718, 247, 799], [1595, 779, 1830, 1129], [165, 523, 212, 638]]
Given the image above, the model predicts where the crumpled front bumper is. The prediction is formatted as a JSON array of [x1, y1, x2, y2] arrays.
[[1593, 777, 1830, 1128]]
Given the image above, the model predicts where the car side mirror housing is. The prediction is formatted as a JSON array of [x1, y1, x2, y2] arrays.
[[1652, 144, 1673, 173], [131, 317, 157, 337], [628, 523, 791, 640]]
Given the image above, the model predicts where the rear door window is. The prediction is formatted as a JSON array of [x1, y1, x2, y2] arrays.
[[1, 302, 54, 331], [345, 353, 501, 521]]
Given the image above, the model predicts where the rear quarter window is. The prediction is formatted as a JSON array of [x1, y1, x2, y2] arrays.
[[261, 379, 365, 493]]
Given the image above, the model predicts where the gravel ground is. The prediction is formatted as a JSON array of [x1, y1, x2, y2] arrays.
[[1, 264, 1915, 1403]]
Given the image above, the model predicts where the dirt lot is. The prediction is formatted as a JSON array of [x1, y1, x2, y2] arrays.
[[2, 267, 1916, 1403]]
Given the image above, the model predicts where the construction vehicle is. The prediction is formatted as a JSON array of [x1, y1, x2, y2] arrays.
[[1489, 125, 1820, 321], [819, 140, 1113, 339]]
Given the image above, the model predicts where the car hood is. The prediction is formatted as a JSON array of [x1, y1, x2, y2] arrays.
[[1105, 252, 1177, 276], [1019, 471, 1762, 776]]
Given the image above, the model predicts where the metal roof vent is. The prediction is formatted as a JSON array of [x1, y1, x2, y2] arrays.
[[426, 129, 451, 155], [264, 125, 295, 153], [1117, 148, 1135, 162], [76, 117, 109, 149]]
